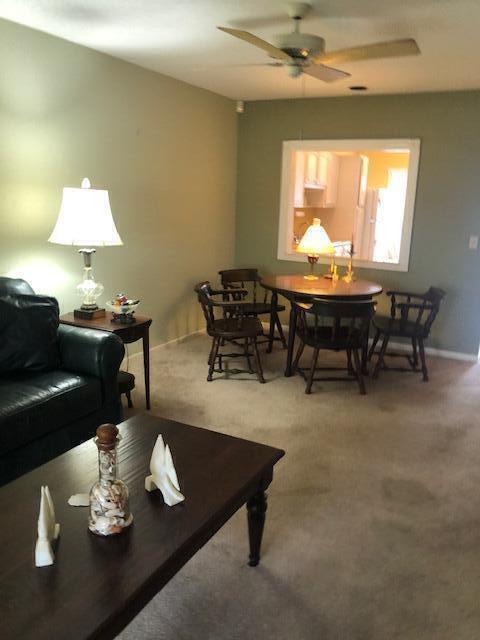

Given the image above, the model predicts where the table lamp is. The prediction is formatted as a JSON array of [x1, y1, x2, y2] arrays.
[[48, 178, 123, 319], [296, 218, 335, 280]]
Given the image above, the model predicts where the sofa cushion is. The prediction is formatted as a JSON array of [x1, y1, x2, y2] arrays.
[[0, 370, 102, 454], [0, 294, 60, 373]]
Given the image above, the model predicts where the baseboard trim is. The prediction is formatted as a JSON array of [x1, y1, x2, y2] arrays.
[[272, 322, 478, 363], [151, 329, 206, 352], [125, 329, 205, 362], [127, 324, 477, 364], [386, 340, 478, 363]]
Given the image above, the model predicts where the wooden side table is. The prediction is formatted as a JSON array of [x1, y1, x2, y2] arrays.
[[60, 313, 153, 410]]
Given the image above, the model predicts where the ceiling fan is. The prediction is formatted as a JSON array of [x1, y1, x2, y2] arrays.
[[218, 2, 420, 83]]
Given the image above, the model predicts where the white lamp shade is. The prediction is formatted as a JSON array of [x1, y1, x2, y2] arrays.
[[297, 218, 334, 256], [48, 178, 123, 246]]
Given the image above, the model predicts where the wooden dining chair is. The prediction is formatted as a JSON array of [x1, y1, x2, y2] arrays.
[[292, 297, 376, 395], [218, 268, 287, 353], [194, 281, 265, 383], [368, 286, 445, 381]]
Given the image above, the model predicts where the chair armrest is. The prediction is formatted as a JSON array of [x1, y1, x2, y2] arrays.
[[209, 299, 251, 310], [58, 325, 125, 403], [386, 290, 426, 300]]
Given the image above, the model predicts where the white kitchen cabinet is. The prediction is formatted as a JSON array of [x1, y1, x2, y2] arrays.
[[302, 152, 339, 207], [324, 153, 339, 207], [293, 151, 306, 207]]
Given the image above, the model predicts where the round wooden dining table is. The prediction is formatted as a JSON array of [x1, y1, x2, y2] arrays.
[[261, 274, 383, 376]]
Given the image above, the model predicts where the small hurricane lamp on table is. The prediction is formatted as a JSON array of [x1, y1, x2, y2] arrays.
[[296, 218, 336, 280]]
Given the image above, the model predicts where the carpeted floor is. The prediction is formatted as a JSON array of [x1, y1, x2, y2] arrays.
[[118, 334, 480, 640]]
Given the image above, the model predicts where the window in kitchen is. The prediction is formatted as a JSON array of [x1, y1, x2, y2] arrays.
[[277, 139, 420, 272]]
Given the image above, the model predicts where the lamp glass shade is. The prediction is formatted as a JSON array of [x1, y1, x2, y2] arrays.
[[297, 218, 334, 256], [48, 178, 123, 246]]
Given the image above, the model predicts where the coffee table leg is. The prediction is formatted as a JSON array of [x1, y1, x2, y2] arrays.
[[247, 490, 267, 566], [285, 303, 296, 377]]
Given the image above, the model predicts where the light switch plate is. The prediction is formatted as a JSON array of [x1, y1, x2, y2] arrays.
[[469, 235, 478, 250]]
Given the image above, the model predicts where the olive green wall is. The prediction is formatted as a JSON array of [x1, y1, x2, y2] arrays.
[[236, 92, 480, 356], [0, 19, 237, 347]]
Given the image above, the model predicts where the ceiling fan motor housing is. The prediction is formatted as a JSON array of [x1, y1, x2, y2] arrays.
[[273, 33, 325, 60]]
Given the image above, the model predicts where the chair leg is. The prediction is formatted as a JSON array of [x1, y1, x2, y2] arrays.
[[418, 337, 429, 382], [274, 311, 287, 349], [267, 310, 276, 354], [126, 390, 133, 408], [292, 340, 305, 372], [208, 337, 216, 365], [245, 337, 254, 373], [411, 337, 418, 369], [347, 348, 354, 375], [353, 348, 366, 395], [207, 338, 219, 381], [305, 347, 320, 394], [372, 334, 389, 379], [368, 329, 380, 361], [252, 337, 266, 384]]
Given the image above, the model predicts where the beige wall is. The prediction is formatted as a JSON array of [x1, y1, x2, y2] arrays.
[[0, 19, 237, 348]]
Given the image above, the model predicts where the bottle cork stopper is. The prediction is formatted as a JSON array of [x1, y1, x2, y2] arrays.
[[95, 424, 119, 451]]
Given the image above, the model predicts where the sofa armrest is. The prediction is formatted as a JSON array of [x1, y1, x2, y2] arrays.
[[58, 325, 125, 403]]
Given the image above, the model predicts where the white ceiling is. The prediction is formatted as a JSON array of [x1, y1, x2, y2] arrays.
[[1, 0, 480, 101]]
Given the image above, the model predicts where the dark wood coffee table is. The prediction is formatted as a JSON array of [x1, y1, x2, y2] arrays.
[[0, 414, 284, 640]]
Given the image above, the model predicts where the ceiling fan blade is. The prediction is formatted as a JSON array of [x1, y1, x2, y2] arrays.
[[217, 26, 292, 63], [232, 62, 284, 67], [303, 65, 351, 83], [315, 38, 420, 66]]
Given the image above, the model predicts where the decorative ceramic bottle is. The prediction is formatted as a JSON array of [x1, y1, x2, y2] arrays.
[[88, 424, 133, 536]]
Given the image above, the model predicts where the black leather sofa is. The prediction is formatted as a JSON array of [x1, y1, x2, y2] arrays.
[[0, 277, 125, 486]]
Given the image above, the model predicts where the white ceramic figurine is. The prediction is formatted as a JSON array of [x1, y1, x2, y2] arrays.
[[145, 435, 185, 506], [35, 485, 60, 567]]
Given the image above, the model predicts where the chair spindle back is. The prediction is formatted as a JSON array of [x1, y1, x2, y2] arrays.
[[390, 286, 445, 337], [218, 269, 267, 304], [296, 298, 376, 348]]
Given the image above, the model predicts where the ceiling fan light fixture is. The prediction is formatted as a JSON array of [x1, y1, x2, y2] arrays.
[[287, 64, 303, 78]]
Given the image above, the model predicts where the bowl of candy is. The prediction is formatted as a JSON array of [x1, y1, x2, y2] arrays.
[[106, 294, 140, 324]]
